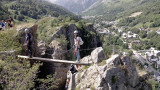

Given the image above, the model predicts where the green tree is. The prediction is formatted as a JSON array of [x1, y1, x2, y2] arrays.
[[37, 74, 60, 90], [139, 31, 147, 38], [131, 28, 140, 34], [0, 30, 22, 52], [147, 31, 157, 39], [0, 57, 40, 90]]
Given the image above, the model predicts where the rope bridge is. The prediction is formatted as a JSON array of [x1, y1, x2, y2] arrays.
[[17, 55, 91, 65]]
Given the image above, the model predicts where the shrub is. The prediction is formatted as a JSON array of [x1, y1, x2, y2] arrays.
[[0, 30, 22, 53], [0, 57, 40, 90], [37, 73, 60, 90]]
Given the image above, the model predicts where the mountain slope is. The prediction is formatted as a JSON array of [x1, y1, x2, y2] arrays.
[[117, 0, 160, 28], [83, 0, 152, 16], [0, 0, 74, 21], [47, 0, 98, 14], [0, 2, 10, 19], [83, 0, 160, 28]]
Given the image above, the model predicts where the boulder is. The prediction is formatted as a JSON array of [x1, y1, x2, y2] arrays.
[[91, 47, 106, 63], [81, 55, 93, 63]]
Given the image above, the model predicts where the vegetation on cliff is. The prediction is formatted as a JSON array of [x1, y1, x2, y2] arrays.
[[0, 30, 60, 90], [0, 0, 74, 21]]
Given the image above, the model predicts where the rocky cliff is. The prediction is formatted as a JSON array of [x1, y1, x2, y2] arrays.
[[17, 24, 40, 57], [15, 23, 102, 89], [46, 24, 101, 60], [40, 23, 102, 89], [68, 47, 152, 90]]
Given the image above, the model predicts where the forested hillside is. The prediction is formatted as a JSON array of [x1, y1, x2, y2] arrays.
[[83, 0, 160, 28], [0, 0, 74, 21], [0, 2, 9, 19], [118, 0, 160, 29]]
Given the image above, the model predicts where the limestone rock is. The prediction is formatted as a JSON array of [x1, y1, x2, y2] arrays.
[[81, 55, 93, 63], [49, 40, 67, 60], [91, 47, 106, 63], [38, 41, 46, 56], [68, 54, 152, 90], [18, 24, 39, 57]]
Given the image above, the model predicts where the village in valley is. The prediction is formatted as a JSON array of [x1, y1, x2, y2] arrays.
[[83, 15, 160, 82]]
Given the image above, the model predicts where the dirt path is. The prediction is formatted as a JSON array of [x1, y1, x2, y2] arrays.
[[129, 12, 142, 17]]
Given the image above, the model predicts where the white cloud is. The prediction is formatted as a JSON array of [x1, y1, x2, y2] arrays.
[[47, 0, 58, 3]]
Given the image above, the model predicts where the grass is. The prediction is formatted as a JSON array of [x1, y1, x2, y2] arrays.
[[147, 79, 160, 90], [16, 22, 34, 31], [98, 60, 106, 66], [36, 16, 76, 44], [83, 66, 89, 70], [77, 73, 81, 82], [90, 85, 95, 90], [75, 86, 81, 90], [134, 62, 147, 76]]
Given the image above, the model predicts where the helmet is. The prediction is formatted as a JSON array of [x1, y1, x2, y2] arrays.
[[25, 28, 29, 33], [74, 30, 78, 34]]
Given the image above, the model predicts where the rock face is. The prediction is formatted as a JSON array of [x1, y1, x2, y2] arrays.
[[91, 47, 106, 63], [68, 50, 152, 90], [18, 24, 40, 57], [38, 41, 46, 57], [47, 24, 101, 59], [49, 40, 67, 60]]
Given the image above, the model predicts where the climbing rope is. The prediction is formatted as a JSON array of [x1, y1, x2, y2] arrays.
[[43, 47, 98, 56]]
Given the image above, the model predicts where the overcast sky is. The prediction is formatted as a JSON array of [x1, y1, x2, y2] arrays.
[[47, 0, 57, 3]]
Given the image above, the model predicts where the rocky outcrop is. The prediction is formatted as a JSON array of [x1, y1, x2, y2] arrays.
[[81, 47, 106, 64], [68, 48, 152, 90], [47, 24, 101, 59], [91, 47, 106, 63], [17, 24, 40, 57], [38, 41, 46, 56], [49, 40, 67, 59]]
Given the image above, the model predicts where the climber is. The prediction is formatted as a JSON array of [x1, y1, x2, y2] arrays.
[[65, 64, 78, 89], [70, 64, 78, 74], [73, 30, 83, 63], [1, 20, 5, 28], [65, 71, 71, 90], [24, 28, 32, 58], [0, 20, 5, 30], [9, 17, 14, 27]]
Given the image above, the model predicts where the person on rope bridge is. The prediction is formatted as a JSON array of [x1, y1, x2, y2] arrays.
[[73, 30, 84, 63], [24, 28, 32, 58]]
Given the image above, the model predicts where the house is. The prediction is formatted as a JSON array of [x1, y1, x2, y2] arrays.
[[145, 47, 160, 63], [157, 28, 160, 34], [145, 52, 155, 62], [122, 33, 127, 39], [118, 29, 122, 33], [133, 34, 138, 38], [132, 40, 141, 44], [128, 31, 132, 35], [128, 35, 133, 38]]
